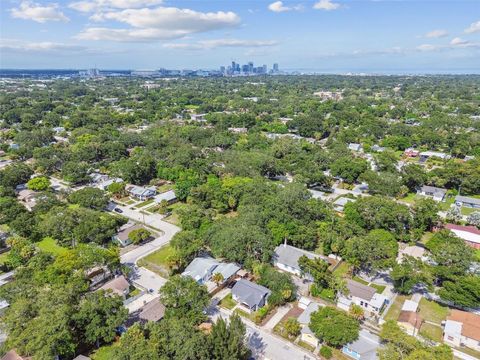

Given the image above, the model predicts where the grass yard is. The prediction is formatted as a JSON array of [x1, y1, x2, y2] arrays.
[[384, 294, 409, 321], [420, 232, 434, 245], [419, 322, 443, 342], [332, 261, 351, 278], [234, 308, 257, 323], [136, 198, 155, 208], [401, 192, 418, 204], [0, 251, 9, 266], [461, 207, 477, 215], [418, 298, 449, 325], [156, 183, 174, 193], [370, 283, 386, 294], [297, 340, 315, 352], [37, 237, 68, 256], [137, 245, 174, 278], [219, 293, 237, 310], [352, 276, 369, 285], [454, 346, 480, 359]]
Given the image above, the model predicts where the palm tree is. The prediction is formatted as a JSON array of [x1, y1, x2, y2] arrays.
[[212, 272, 224, 286]]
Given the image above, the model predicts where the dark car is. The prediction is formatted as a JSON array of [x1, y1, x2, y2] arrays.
[[114, 208, 123, 213]]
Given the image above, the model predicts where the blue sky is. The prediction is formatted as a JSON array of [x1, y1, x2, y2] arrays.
[[1, 0, 479, 73]]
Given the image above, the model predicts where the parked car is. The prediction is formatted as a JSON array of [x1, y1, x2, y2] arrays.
[[114, 208, 123, 213]]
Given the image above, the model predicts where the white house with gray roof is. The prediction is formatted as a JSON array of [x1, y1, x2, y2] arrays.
[[231, 279, 271, 312], [455, 195, 480, 209], [417, 185, 447, 202], [342, 329, 381, 360], [337, 279, 387, 315], [297, 301, 322, 347], [182, 257, 240, 286], [273, 243, 330, 280], [127, 185, 156, 200]]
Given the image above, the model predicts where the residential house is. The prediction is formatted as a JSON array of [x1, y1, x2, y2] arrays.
[[371, 145, 385, 152], [182, 256, 240, 287], [86, 266, 112, 289], [404, 148, 420, 157], [443, 310, 480, 351], [416, 185, 447, 202], [297, 301, 321, 348], [272, 243, 331, 280], [190, 113, 207, 122], [139, 298, 165, 323], [90, 173, 123, 190], [445, 224, 480, 249], [348, 143, 363, 152], [99, 275, 130, 299], [419, 151, 451, 162], [127, 185, 156, 200], [16, 189, 38, 210], [154, 190, 177, 205], [397, 300, 422, 336], [455, 195, 480, 209], [342, 329, 381, 360], [231, 279, 271, 312], [333, 197, 356, 212], [112, 222, 144, 247], [397, 245, 425, 263], [337, 279, 387, 315]]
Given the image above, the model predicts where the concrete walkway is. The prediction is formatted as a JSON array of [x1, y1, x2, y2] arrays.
[[263, 304, 292, 331]]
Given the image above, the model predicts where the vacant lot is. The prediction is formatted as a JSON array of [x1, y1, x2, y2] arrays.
[[137, 245, 174, 278], [418, 298, 448, 325]]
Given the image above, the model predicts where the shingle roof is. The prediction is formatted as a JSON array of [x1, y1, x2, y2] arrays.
[[139, 298, 165, 322], [297, 302, 321, 325], [99, 275, 129, 296], [455, 195, 480, 206], [448, 310, 480, 341], [232, 279, 271, 308], [273, 244, 329, 272], [344, 330, 380, 360], [419, 186, 447, 196], [346, 279, 377, 301], [154, 190, 177, 203], [182, 257, 240, 283]]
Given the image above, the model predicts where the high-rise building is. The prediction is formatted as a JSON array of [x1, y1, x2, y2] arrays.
[[273, 63, 279, 72]]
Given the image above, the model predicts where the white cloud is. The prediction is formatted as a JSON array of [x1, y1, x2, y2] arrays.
[[76, 6, 241, 41], [10, 1, 69, 23], [163, 39, 279, 50], [68, 0, 163, 12], [0, 39, 85, 53], [416, 44, 438, 52], [450, 37, 468, 46], [465, 20, 480, 34], [313, 0, 340, 11], [268, 1, 302, 13], [425, 29, 448, 38]]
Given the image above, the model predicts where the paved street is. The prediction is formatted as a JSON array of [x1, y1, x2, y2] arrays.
[[212, 307, 316, 360], [112, 202, 180, 307]]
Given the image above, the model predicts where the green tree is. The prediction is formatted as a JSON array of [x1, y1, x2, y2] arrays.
[[283, 317, 301, 338], [343, 229, 398, 273], [209, 314, 251, 360], [128, 228, 152, 244], [74, 291, 128, 348], [438, 276, 480, 308], [309, 307, 359, 347], [159, 275, 210, 324], [68, 187, 109, 210], [26, 176, 51, 191], [391, 255, 432, 294], [401, 164, 427, 191]]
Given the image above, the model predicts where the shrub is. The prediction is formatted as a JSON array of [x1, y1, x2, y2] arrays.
[[320, 346, 333, 359]]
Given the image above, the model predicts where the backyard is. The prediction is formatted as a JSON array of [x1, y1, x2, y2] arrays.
[[36, 237, 68, 256], [384, 294, 409, 321], [418, 298, 449, 325]]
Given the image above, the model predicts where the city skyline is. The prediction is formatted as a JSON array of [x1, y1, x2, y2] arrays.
[[0, 1, 479, 73]]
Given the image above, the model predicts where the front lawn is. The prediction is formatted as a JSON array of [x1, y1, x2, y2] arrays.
[[234, 308, 256, 322], [136, 198, 155, 208], [384, 294, 409, 321], [418, 298, 448, 325], [419, 322, 443, 342], [297, 340, 315, 352], [37, 237, 68, 256], [219, 293, 237, 310], [0, 251, 10, 266], [137, 245, 174, 278], [461, 207, 477, 215], [352, 276, 369, 285]]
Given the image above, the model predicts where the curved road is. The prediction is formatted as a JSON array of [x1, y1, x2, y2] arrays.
[[111, 202, 180, 292]]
